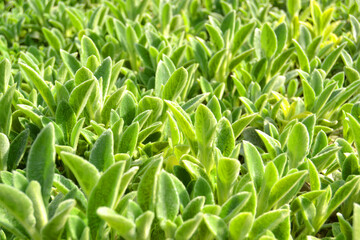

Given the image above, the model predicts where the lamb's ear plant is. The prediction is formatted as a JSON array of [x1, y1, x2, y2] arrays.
[[2, 0, 360, 239]]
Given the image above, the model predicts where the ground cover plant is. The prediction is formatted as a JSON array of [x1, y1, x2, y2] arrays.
[[1, 0, 360, 239]]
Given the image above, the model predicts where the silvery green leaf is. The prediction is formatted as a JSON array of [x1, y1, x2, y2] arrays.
[[97, 207, 136, 239], [261, 23, 277, 59], [7, 129, 29, 171], [19, 63, 56, 115], [156, 171, 180, 222], [0, 133, 9, 171], [89, 129, 114, 172], [287, 122, 309, 169], [68, 79, 96, 119], [137, 156, 163, 211], [60, 50, 82, 78], [60, 152, 100, 197], [0, 58, 11, 94], [25, 181, 47, 231], [243, 141, 264, 192], [163, 67, 188, 101], [41, 199, 76, 240], [229, 212, 253, 240], [0, 184, 38, 239], [26, 123, 55, 204], [81, 36, 101, 64], [248, 209, 289, 240], [88, 162, 125, 239]]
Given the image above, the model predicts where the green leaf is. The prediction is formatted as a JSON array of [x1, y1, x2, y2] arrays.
[[192, 177, 214, 205], [350, 15, 360, 40], [249, 209, 289, 240], [195, 104, 217, 172], [118, 122, 139, 155], [137, 156, 163, 211], [337, 213, 352, 240], [25, 181, 47, 231], [342, 154, 359, 180], [0, 58, 11, 94], [217, 157, 240, 204], [302, 80, 316, 111], [192, 39, 209, 78], [165, 100, 197, 153], [261, 23, 277, 58], [19, 62, 56, 115], [60, 152, 100, 197], [55, 101, 76, 143], [271, 48, 294, 76], [208, 49, 226, 79], [243, 141, 264, 192], [232, 114, 257, 139], [155, 60, 171, 96], [156, 171, 180, 222], [182, 196, 205, 221], [163, 67, 188, 101], [203, 214, 228, 240], [101, 86, 126, 125], [313, 83, 336, 116], [229, 212, 253, 240], [219, 192, 251, 222], [41, 199, 76, 240], [0, 184, 37, 238], [268, 171, 307, 210], [7, 129, 29, 171], [175, 213, 203, 240], [119, 91, 137, 126], [293, 39, 310, 73], [94, 57, 112, 98], [68, 79, 96, 119], [169, 174, 190, 209], [354, 204, 360, 240], [70, 118, 85, 149], [182, 93, 210, 114], [66, 8, 84, 31], [135, 44, 152, 69], [325, 176, 360, 222], [109, 59, 124, 91], [138, 96, 163, 125], [229, 49, 255, 71], [256, 130, 280, 159], [287, 122, 309, 169], [60, 50, 82, 78], [89, 129, 114, 172], [135, 211, 154, 240], [287, 0, 301, 17], [74, 67, 93, 85], [138, 122, 162, 144], [232, 22, 256, 54], [0, 86, 15, 135], [215, 118, 235, 157], [0, 133, 9, 171], [347, 113, 360, 160], [97, 207, 136, 239], [85, 55, 99, 74], [321, 43, 346, 76], [42, 28, 61, 52], [26, 123, 55, 204], [81, 36, 100, 64], [206, 24, 224, 50], [274, 23, 288, 55], [308, 159, 320, 191], [87, 161, 125, 239], [257, 162, 279, 215]]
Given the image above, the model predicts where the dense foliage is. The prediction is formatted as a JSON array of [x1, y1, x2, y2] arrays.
[[1, 0, 360, 239]]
